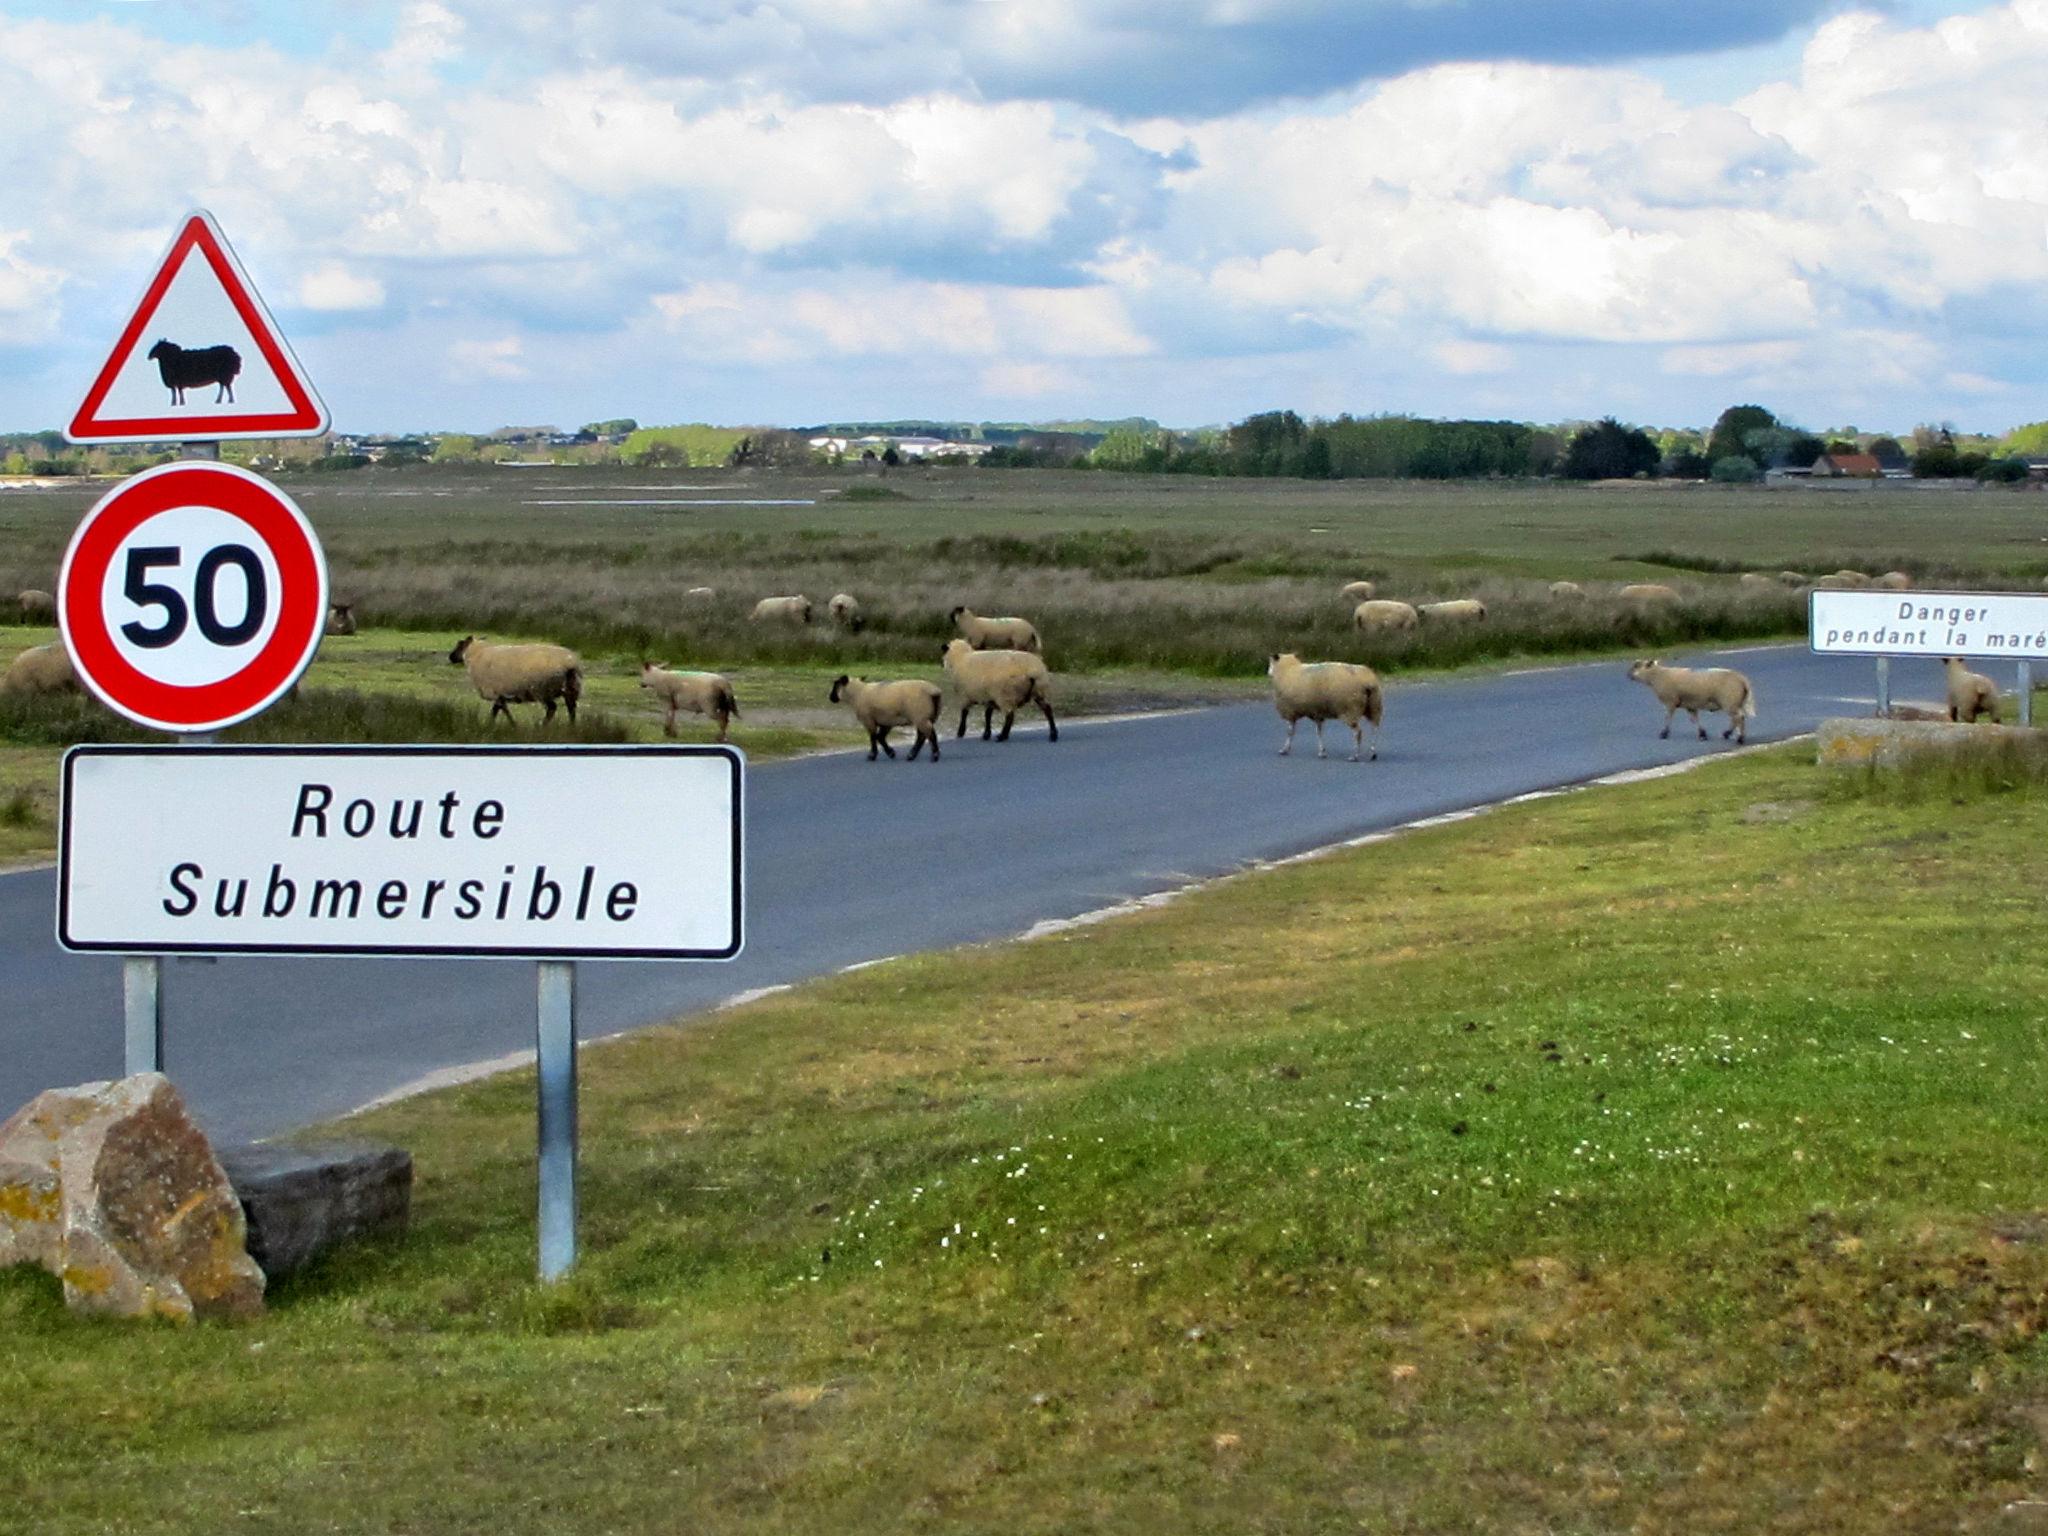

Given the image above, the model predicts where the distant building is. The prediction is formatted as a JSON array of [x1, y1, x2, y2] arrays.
[[1814, 452, 1882, 478], [807, 434, 991, 460]]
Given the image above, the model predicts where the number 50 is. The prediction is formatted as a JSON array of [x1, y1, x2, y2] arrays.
[[119, 544, 269, 649]]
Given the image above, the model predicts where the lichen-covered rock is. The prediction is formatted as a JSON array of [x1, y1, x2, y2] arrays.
[[0, 1075, 264, 1321], [1818, 716, 2037, 768]]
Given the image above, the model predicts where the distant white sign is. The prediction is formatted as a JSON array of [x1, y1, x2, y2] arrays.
[[1810, 590, 2048, 660], [59, 746, 743, 959]]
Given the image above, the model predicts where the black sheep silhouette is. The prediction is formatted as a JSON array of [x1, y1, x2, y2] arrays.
[[146, 338, 241, 405]]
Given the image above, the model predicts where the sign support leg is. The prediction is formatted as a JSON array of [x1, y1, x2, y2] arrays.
[[536, 960, 579, 1281], [123, 956, 163, 1075], [1875, 657, 1891, 719], [2021, 663, 2033, 727]]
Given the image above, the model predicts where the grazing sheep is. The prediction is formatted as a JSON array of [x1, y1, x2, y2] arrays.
[[828, 592, 865, 632], [1944, 657, 2000, 724], [750, 595, 813, 624], [1626, 658, 1758, 743], [686, 586, 717, 601], [1340, 580, 1377, 602], [950, 605, 1042, 653], [0, 643, 77, 696], [940, 638, 1057, 743], [1268, 652, 1384, 761], [1876, 571, 1914, 590], [448, 635, 582, 725], [1816, 570, 1872, 590], [1353, 599, 1420, 634], [1548, 581, 1586, 599], [1617, 583, 1680, 604], [16, 589, 54, 621], [640, 661, 739, 741], [1738, 573, 1779, 591], [1777, 571, 1807, 587], [829, 674, 942, 761], [1417, 599, 1487, 623], [146, 338, 240, 405], [324, 602, 357, 636]]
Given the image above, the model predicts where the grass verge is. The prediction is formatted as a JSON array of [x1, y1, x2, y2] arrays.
[[7, 743, 2048, 1532]]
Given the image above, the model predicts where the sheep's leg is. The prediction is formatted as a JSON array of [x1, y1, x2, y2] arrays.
[[1040, 699, 1058, 742], [1689, 708, 1705, 740], [982, 702, 996, 741], [1279, 718, 1297, 756], [1658, 705, 1674, 739], [877, 726, 897, 759], [997, 710, 1016, 742], [926, 724, 941, 762], [490, 698, 512, 725], [714, 710, 729, 743], [541, 698, 558, 725], [957, 705, 972, 739], [1313, 719, 1328, 759], [908, 729, 926, 761], [1348, 719, 1363, 762], [663, 702, 678, 738]]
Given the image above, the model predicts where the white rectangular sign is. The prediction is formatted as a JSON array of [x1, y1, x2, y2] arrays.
[[1810, 589, 2048, 660], [59, 745, 742, 959]]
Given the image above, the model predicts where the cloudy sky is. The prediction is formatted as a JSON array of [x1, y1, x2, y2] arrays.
[[1, 0, 2042, 435]]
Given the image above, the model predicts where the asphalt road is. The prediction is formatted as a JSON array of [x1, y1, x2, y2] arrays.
[[2, 643, 1914, 1143]]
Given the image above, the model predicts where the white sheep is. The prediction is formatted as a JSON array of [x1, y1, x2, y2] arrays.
[[1417, 599, 1487, 623], [1339, 580, 1376, 602], [640, 662, 739, 741], [940, 638, 1057, 742], [1738, 573, 1778, 591], [950, 605, 1042, 653], [829, 674, 942, 761], [1777, 571, 1807, 587], [1353, 599, 1419, 633], [750, 595, 813, 624], [325, 602, 357, 636], [1944, 657, 2000, 724], [1549, 581, 1586, 599], [16, 589, 55, 621], [1876, 571, 1914, 590], [1626, 658, 1757, 743], [1816, 570, 1872, 590], [686, 586, 716, 601], [1268, 653, 1383, 761], [0, 643, 77, 696], [828, 592, 865, 632], [1617, 583, 1679, 604], [448, 635, 582, 725]]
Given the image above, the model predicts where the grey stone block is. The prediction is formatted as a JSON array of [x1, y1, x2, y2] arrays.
[[218, 1139, 411, 1280]]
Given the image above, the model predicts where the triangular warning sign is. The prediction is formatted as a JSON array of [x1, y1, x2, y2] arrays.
[[67, 210, 329, 444]]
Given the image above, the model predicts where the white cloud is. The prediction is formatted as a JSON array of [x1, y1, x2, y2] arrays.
[[449, 335, 527, 381], [0, 232, 64, 347], [297, 263, 386, 312]]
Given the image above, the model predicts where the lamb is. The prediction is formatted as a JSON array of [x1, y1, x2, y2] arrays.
[[1618, 583, 1679, 603], [640, 662, 739, 741], [1417, 599, 1486, 623], [828, 592, 865, 632], [448, 635, 582, 725], [145, 339, 240, 405], [1816, 570, 1872, 589], [1339, 580, 1377, 602], [750, 595, 813, 624], [950, 605, 1042, 653], [1548, 581, 1586, 599], [940, 637, 1057, 742], [1268, 652, 1384, 761], [16, 589, 54, 621], [1626, 658, 1757, 743], [1944, 657, 2000, 724], [1876, 571, 1914, 590], [829, 675, 942, 761], [325, 602, 357, 636], [0, 643, 77, 696], [1353, 599, 1419, 633]]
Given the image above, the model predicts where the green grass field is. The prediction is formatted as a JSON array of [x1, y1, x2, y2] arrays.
[[8, 743, 2048, 1532]]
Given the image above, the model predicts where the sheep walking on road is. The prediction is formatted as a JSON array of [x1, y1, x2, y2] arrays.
[[940, 638, 1057, 743], [951, 606, 1041, 653], [641, 662, 739, 741], [1627, 659, 1757, 743], [1944, 657, 2000, 724], [146, 339, 241, 405], [449, 635, 582, 726], [830, 675, 942, 761], [1269, 652, 1384, 761]]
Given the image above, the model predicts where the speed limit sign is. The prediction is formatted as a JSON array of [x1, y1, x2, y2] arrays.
[[58, 459, 328, 734]]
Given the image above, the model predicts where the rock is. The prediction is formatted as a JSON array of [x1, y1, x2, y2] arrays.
[[1817, 716, 2037, 768], [0, 1074, 263, 1320], [217, 1139, 411, 1279]]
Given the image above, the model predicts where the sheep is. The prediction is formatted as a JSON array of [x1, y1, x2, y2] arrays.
[[1268, 652, 1384, 761], [0, 643, 77, 696], [829, 674, 942, 761], [950, 605, 1042, 653], [16, 589, 54, 621], [827, 592, 865, 632], [1617, 583, 1679, 603], [1353, 599, 1419, 633], [1816, 570, 1872, 590], [1417, 599, 1487, 623], [1738, 573, 1779, 591], [448, 635, 582, 725], [1548, 581, 1586, 599], [1876, 571, 1914, 590], [1944, 657, 2000, 724], [1339, 580, 1377, 602], [940, 637, 1057, 742], [686, 586, 716, 601], [750, 595, 813, 624], [146, 339, 240, 405], [640, 662, 739, 741], [1626, 658, 1757, 743], [324, 602, 357, 636], [1777, 571, 1807, 587]]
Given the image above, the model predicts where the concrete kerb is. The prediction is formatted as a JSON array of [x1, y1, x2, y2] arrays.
[[337, 734, 1809, 1124]]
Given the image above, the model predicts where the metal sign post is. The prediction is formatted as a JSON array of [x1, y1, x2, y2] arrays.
[[1875, 657, 1890, 719], [536, 961, 579, 1280]]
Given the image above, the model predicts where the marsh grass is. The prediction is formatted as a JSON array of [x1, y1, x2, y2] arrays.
[[1827, 727, 2048, 803]]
